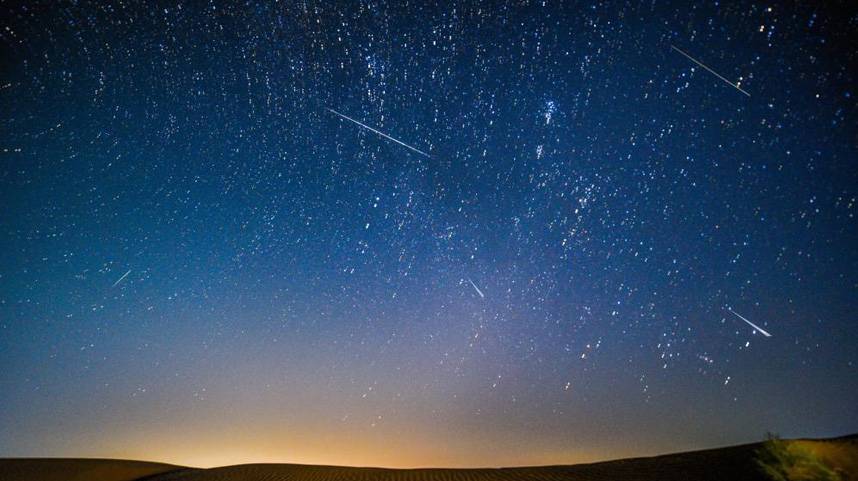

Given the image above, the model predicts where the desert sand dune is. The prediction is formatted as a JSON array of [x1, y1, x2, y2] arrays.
[[137, 444, 765, 481], [2, 436, 856, 481], [0, 458, 181, 481]]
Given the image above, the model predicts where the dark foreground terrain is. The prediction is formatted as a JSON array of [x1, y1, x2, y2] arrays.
[[2, 435, 855, 481]]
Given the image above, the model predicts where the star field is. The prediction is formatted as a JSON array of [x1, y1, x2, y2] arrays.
[[0, 0, 856, 468]]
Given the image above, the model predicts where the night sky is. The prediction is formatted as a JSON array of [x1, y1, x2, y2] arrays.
[[1, 0, 857, 469]]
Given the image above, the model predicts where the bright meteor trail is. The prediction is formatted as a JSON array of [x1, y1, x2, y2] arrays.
[[671, 45, 751, 97], [728, 308, 772, 337], [326, 107, 431, 157], [468, 278, 485, 298], [111, 269, 132, 288]]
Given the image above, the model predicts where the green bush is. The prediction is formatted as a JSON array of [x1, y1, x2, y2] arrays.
[[756, 434, 840, 481]]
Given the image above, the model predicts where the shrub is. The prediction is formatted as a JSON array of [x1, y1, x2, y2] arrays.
[[756, 434, 841, 481]]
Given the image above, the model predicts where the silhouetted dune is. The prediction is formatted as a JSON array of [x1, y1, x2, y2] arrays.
[[135, 445, 768, 481], [0, 458, 180, 481], [2, 435, 856, 481]]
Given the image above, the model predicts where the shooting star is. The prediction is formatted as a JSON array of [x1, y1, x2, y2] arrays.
[[325, 107, 431, 158], [112, 269, 132, 288], [671, 45, 751, 97], [728, 307, 772, 337], [468, 278, 485, 299]]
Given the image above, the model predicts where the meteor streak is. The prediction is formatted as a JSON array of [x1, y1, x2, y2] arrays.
[[728, 308, 772, 337], [112, 269, 132, 288], [468, 278, 485, 298], [671, 45, 751, 97], [326, 108, 431, 157]]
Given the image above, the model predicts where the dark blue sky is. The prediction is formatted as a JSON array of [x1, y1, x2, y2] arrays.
[[1, 0, 856, 468]]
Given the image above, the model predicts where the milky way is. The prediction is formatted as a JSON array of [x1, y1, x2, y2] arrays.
[[0, 1, 856, 468]]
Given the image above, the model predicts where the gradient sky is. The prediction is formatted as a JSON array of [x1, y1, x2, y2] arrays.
[[1, 0, 856, 469]]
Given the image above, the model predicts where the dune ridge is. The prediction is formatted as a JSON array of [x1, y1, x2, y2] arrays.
[[2, 434, 856, 481], [0, 458, 181, 481]]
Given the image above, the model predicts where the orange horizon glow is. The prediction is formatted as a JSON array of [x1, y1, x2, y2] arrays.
[[21, 422, 698, 470], [78, 436, 623, 469]]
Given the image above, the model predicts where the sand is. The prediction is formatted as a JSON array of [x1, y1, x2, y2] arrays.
[[0, 458, 181, 481], [2, 435, 855, 481]]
